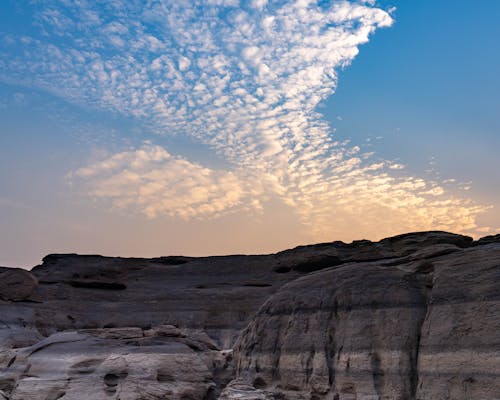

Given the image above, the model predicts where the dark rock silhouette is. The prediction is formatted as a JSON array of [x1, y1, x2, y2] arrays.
[[0, 231, 499, 399]]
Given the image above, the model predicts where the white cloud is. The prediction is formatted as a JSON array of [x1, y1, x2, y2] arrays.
[[250, 0, 268, 10], [389, 163, 405, 170], [178, 56, 191, 72], [1, 0, 490, 239], [74, 144, 262, 219]]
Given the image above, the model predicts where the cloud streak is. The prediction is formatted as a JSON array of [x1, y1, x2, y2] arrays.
[[1, 0, 490, 239]]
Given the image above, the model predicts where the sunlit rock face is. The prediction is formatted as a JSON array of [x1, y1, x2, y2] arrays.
[[0, 231, 499, 399]]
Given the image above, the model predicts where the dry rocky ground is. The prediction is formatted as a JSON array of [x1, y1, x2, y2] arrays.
[[1, 231, 499, 399]]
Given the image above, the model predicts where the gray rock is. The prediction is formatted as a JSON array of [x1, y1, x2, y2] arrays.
[[233, 244, 500, 400], [3, 327, 220, 400], [0, 268, 38, 301], [218, 379, 270, 400], [415, 244, 500, 400], [273, 231, 472, 273], [26, 252, 303, 347], [0, 231, 498, 399], [234, 262, 429, 399], [473, 233, 500, 246]]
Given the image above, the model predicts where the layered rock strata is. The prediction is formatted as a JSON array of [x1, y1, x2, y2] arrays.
[[0, 231, 499, 399], [234, 243, 500, 399]]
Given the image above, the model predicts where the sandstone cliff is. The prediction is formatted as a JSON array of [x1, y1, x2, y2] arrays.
[[0, 231, 499, 399]]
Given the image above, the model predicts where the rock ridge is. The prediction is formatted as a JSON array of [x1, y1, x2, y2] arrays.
[[0, 231, 499, 399]]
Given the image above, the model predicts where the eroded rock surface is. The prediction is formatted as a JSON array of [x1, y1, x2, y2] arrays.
[[0, 268, 38, 302], [233, 243, 500, 400], [0, 231, 499, 399], [1, 328, 220, 400]]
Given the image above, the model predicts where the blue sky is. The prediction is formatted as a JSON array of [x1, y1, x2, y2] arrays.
[[1, 0, 498, 267]]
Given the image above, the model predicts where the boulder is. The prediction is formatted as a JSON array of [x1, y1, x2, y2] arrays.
[[0, 267, 38, 301]]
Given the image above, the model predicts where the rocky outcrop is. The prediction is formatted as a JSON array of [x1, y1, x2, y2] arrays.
[[233, 260, 429, 399], [0, 231, 499, 399], [218, 379, 269, 400], [0, 268, 38, 302], [233, 243, 500, 400], [25, 253, 302, 347], [272, 231, 472, 274], [1, 327, 221, 400]]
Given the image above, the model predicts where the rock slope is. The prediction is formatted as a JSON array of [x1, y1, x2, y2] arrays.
[[0, 231, 499, 399]]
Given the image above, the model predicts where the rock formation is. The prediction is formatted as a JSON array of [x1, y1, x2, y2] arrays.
[[0, 231, 499, 399], [0, 268, 38, 302]]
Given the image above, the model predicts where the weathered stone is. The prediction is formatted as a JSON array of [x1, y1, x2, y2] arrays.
[[415, 244, 500, 400], [2, 328, 220, 400], [27, 252, 302, 347], [0, 231, 498, 399], [473, 233, 500, 246], [273, 231, 472, 274], [0, 268, 38, 301], [234, 262, 429, 399], [79, 327, 144, 340], [152, 324, 185, 338], [233, 243, 500, 400], [218, 379, 270, 400]]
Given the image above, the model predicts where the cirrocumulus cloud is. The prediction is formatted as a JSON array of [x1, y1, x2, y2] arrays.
[[0, 0, 490, 240]]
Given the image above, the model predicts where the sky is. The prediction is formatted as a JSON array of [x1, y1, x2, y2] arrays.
[[1, 0, 499, 268]]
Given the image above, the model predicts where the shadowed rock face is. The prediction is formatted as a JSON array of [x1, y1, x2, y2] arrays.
[[0, 268, 38, 302], [0, 231, 499, 399]]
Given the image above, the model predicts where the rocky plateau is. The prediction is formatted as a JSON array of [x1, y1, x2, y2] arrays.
[[0, 231, 499, 399]]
